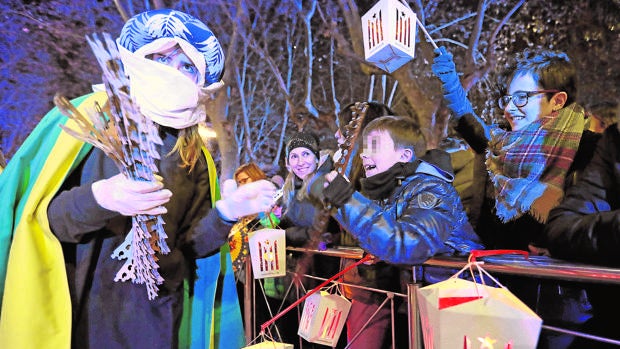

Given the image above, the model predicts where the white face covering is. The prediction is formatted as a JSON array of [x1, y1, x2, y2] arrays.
[[117, 38, 207, 129]]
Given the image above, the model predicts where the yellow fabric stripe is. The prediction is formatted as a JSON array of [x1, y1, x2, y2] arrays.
[[202, 146, 221, 205], [204, 146, 220, 349], [0, 92, 107, 349]]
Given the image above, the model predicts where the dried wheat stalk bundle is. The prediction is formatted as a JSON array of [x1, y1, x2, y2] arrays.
[[55, 32, 169, 300]]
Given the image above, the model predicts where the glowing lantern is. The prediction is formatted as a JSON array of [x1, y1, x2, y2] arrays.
[[297, 290, 351, 347], [361, 0, 417, 73], [249, 228, 286, 279], [242, 341, 293, 349]]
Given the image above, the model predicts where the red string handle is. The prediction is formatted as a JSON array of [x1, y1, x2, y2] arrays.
[[260, 253, 373, 333], [468, 249, 529, 263]]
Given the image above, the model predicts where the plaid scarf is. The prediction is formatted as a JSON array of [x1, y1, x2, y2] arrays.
[[487, 103, 585, 222]]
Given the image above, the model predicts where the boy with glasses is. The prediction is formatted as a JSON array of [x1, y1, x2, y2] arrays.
[[432, 47, 592, 348], [432, 46, 586, 251]]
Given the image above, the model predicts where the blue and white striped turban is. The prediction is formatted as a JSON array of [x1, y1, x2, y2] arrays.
[[118, 9, 225, 87]]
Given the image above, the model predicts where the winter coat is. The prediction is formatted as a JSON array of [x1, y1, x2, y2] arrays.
[[47, 126, 233, 349], [334, 158, 482, 266], [545, 124, 620, 346], [546, 125, 620, 266], [456, 112, 595, 250]]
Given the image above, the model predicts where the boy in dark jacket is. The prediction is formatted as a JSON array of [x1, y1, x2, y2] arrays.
[[310, 115, 482, 348], [316, 115, 481, 264]]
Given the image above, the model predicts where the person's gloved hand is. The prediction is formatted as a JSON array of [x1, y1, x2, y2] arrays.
[[307, 171, 354, 208], [432, 46, 474, 119], [91, 173, 172, 216], [216, 179, 278, 222], [324, 172, 354, 208]]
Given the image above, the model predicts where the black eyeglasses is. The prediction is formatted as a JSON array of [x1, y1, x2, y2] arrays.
[[498, 90, 559, 109]]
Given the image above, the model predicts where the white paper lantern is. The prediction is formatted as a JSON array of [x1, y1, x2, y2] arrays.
[[242, 341, 293, 349], [249, 228, 286, 279], [417, 271, 542, 348], [297, 291, 351, 347], [361, 0, 417, 73]]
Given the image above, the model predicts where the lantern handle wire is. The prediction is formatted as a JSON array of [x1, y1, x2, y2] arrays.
[[397, 0, 438, 49]]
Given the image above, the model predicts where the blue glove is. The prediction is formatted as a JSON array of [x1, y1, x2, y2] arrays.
[[432, 46, 474, 119]]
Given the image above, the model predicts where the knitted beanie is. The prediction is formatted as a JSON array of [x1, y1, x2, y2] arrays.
[[286, 132, 320, 159]]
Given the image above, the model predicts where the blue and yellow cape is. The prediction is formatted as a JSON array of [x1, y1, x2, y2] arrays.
[[0, 92, 243, 348]]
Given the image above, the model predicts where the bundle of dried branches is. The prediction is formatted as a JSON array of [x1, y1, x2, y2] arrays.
[[55, 32, 169, 300]]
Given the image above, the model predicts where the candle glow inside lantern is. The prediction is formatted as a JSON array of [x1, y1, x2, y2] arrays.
[[361, 0, 417, 73], [249, 228, 286, 279], [297, 290, 351, 347]]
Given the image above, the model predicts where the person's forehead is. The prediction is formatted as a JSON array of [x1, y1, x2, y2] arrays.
[[509, 72, 538, 92], [155, 45, 181, 55], [289, 146, 313, 155], [364, 129, 392, 142], [155, 45, 195, 62]]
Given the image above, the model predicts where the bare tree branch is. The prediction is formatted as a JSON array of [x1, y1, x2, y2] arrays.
[[463, 0, 525, 90], [302, 0, 319, 118], [112, 0, 130, 22]]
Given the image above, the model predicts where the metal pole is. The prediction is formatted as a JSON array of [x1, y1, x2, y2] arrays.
[[407, 283, 424, 349], [244, 258, 253, 343]]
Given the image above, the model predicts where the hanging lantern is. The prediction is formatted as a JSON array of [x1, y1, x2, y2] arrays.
[[417, 265, 542, 348], [297, 290, 351, 347], [249, 228, 286, 279], [242, 341, 293, 349], [361, 0, 417, 73]]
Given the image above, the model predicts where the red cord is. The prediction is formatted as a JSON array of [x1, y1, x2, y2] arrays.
[[260, 253, 373, 332]]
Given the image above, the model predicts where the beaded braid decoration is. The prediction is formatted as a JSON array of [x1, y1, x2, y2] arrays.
[[229, 210, 282, 273], [55, 32, 169, 300], [229, 216, 254, 273]]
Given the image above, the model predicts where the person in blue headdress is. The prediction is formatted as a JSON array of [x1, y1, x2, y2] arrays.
[[0, 9, 275, 349]]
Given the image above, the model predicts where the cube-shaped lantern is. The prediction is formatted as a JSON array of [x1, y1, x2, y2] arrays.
[[361, 0, 417, 73], [417, 277, 542, 348], [249, 228, 286, 279], [298, 291, 351, 347], [242, 341, 293, 349]]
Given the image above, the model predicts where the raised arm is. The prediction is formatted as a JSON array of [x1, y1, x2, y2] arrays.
[[432, 47, 491, 153]]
